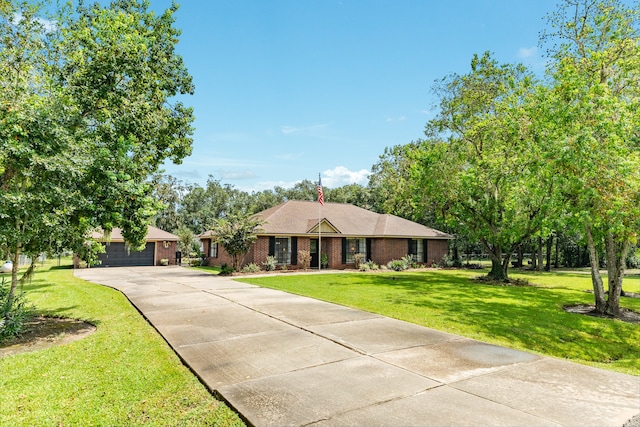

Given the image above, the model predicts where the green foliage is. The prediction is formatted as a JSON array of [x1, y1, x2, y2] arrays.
[[627, 252, 640, 269], [219, 263, 234, 276], [75, 238, 106, 267], [320, 252, 329, 267], [541, 0, 640, 314], [387, 258, 410, 271], [0, 276, 35, 341], [210, 213, 264, 271], [0, 0, 194, 299], [175, 225, 196, 255], [415, 52, 556, 282], [263, 255, 278, 271], [359, 260, 379, 271], [240, 263, 261, 273]]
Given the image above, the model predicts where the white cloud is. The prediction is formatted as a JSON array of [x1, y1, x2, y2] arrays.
[[12, 13, 57, 32], [322, 166, 371, 187], [518, 46, 538, 59], [280, 123, 330, 135], [219, 170, 257, 180], [385, 115, 406, 123]]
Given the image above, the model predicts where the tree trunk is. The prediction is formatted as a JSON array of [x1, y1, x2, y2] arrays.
[[8, 246, 21, 309], [482, 239, 508, 281], [531, 241, 537, 269], [554, 235, 559, 268], [517, 245, 524, 268], [545, 236, 553, 271], [501, 250, 512, 280], [536, 236, 543, 271], [604, 233, 629, 317], [584, 222, 606, 314]]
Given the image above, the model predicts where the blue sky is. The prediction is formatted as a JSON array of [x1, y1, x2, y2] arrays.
[[154, 0, 553, 191]]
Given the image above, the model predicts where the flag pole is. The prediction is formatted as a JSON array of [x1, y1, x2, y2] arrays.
[[317, 174, 323, 271], [318, 198, 321, 271]]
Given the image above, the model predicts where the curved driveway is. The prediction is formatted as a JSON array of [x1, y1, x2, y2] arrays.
[[74, 266, 639, 427]]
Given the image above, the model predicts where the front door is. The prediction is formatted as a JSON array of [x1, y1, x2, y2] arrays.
[[310, 239, 318, 268]]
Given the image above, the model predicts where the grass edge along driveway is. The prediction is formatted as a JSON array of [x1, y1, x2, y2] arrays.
[[0, 263, 245, 427], [236, 268, 640, 376]]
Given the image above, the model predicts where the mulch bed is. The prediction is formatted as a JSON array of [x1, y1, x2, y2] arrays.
[[0, 316, 96, 357], [563, 304, 640, 324]]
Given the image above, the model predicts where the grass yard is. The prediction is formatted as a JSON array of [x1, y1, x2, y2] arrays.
[[0, 260, 244, 427], [236, 268, 640, 375]]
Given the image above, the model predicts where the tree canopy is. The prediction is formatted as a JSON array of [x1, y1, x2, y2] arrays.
[[0, 0, 194, 299], [542, 0, 640, 315]]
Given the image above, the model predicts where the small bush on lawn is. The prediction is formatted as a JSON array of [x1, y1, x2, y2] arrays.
[[263, 256, 277, 271], [241, 263, 261, 273], [0, 276, 35, 341]]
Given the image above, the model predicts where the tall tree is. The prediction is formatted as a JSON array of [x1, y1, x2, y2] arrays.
[[413, 52, 557, 281], [151, 174, 187, 232], [543, 0, 640, 315], [0, 0, 194, 302], [368, 143, 423, 220]]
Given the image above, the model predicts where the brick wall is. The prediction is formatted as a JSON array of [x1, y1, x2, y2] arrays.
[[202, 238, 235, 267], [155, 241, 177, 266], [370, 238, 409, 266], [202, 235, 449, 270], [427, 240, 449, 266]]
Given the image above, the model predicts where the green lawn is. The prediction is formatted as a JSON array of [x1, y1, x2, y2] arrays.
[[236, 268, 640, 375], [0, 260, 244, 427]]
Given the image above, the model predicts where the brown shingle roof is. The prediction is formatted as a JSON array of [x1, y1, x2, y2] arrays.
[[91, 225, 178, 242], [246, 200, 451, 239]]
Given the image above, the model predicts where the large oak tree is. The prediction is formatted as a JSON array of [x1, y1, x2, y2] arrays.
[[0, 0, 194, 303], [411, 52, 559, 281]]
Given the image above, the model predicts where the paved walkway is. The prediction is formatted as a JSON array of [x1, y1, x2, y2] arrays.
[[74, 267, 639, 427]]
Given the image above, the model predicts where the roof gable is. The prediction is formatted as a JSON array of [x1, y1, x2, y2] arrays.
[[307, 218, 340, 234]]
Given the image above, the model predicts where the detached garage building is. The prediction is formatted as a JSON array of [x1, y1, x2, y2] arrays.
[[75, 225, 179, 267]]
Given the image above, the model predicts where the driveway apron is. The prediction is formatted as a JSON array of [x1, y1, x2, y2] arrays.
[[74, 267, 640, 427]]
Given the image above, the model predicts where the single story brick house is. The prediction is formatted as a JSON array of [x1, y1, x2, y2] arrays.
[[198, 200, 452, 270], [75, 225, 179, 267]]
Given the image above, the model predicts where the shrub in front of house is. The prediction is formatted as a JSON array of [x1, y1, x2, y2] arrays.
[[241, 263, 261, 273], [387, 256, 414, 271], [219, 263, 234, 275], [262, 255, 277, 271], [360, 260, 378, 271], [298, 250, 310, 269]]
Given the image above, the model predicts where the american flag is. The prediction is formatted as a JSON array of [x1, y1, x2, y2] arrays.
[[317, 175, 324, 206]]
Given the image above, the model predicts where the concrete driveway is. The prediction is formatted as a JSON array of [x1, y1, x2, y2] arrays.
[[74, 266, 640, 427]]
